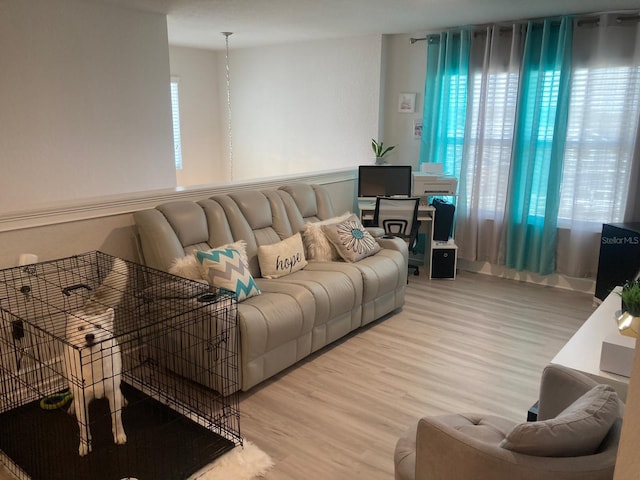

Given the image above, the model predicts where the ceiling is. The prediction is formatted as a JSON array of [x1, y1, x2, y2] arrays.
[[82, 0, 639, 50]]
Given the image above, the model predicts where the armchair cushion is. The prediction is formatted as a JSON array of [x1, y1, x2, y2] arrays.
[[500, 384, 619, 457]]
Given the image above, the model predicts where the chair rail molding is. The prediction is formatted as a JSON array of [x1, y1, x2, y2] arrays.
[[0, 169, 356, 233]]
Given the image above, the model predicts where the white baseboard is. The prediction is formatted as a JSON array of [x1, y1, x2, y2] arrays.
[[458, 258, 596, 295]]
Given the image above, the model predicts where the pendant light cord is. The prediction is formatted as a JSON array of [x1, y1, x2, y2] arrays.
[[223, 32, 233, 181]]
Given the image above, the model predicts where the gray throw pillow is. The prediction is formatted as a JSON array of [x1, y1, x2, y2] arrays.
[[500, 384, 619, 457], [321, 214, 381, 262]]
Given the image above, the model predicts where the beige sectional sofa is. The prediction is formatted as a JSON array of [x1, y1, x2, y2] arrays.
[[133, 183, 408, 392]]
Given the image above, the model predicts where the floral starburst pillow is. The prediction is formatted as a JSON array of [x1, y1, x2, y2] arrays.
[[321, 214, 381, 262]]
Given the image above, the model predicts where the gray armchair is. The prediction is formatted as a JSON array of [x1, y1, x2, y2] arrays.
[[394, 364, 624, 480]]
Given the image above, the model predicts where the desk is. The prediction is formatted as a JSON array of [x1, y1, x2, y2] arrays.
[[551, 287, 631, 400], [357, 200, 434, 223], [358, 200, 435, 272]]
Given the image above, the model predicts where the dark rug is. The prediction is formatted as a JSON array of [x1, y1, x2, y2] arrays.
[[0, 383, 235, 480]]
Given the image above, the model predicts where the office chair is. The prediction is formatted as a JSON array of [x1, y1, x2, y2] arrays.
[[373, 197, 421, 276]]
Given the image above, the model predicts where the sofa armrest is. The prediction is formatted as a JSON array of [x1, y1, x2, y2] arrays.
[[376, 236, 408, 252], [366, 226, 385, 238], [376, 236, 409, 265]]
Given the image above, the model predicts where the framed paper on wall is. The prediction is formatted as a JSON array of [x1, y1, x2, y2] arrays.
[[398, 93, 416, 113], [413, 119, 423, 139]]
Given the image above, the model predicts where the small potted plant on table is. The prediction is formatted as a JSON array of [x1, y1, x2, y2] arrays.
[[371, 139, 396, 165], [617, 279, 640, 338]]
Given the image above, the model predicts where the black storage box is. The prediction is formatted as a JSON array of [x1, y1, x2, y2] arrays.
[[430, 244, 458, 279]]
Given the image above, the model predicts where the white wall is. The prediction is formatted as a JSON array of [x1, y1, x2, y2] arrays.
[[169, 33, 430, 185], [169, 46, 226, 187], [0, 0, 175, 214], [170, 36, 385, 186], [381, 33, 428, 169], [169, 37, 387, 187], [227, 36, 383, 181]]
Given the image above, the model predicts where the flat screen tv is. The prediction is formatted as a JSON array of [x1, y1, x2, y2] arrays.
[[357, 165, 412, 198]]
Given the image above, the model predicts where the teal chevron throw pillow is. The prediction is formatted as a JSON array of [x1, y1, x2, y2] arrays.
[[195, 247, 260, 301]]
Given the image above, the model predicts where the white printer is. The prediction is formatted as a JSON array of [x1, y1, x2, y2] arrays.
[[412, 173, 458, 196]]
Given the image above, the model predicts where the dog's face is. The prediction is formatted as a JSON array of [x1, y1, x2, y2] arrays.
[[66, 308, 115, 352]]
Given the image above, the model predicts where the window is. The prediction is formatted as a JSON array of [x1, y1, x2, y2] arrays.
[[559, 66, 640, 224], [422, 19, 640, 276], [464, 71, 518, 217], [170, 78, 183, 170], [452, 66, 640, 226]]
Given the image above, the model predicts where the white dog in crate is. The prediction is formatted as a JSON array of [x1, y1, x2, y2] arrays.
[[64, 258, 129, 456]]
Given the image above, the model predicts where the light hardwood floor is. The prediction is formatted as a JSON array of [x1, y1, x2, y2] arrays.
[[0, 270, 596, 479], [238, 270, 595, 479]]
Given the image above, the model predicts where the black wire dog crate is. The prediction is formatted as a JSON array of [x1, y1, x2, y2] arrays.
[[0, 251, 241, 480]]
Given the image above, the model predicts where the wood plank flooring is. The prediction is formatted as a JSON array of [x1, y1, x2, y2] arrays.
[[0, 270, 595, 479], [239, 270, 595, 479]]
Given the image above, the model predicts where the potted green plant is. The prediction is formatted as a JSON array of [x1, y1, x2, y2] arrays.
[[371, 139, 396, 165], [617, 279, 640, 337], [621, 279, 640, 315]]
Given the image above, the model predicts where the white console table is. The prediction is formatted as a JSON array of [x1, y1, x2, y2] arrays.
[[551, 287, 634, 400]]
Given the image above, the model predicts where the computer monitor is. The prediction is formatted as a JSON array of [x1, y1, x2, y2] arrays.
[[357, 165, 412, 198]]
